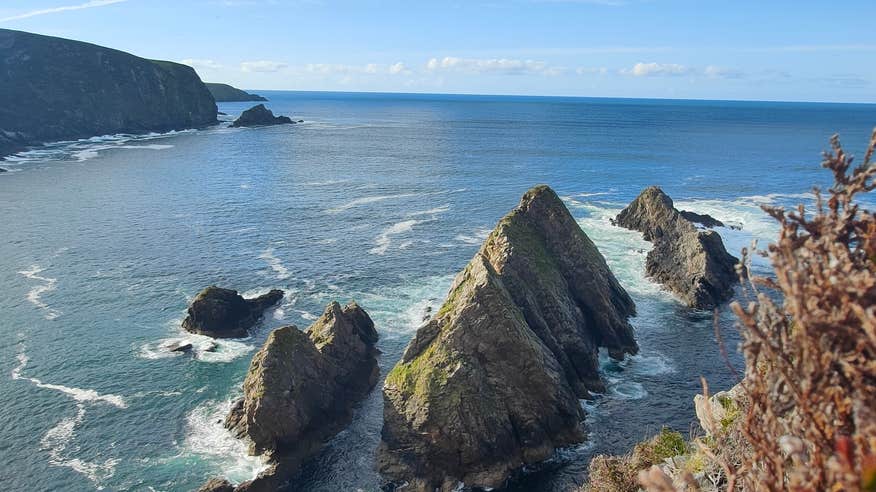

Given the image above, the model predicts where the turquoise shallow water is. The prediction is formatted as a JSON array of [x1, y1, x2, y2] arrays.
[[1, 92, 874, 491]]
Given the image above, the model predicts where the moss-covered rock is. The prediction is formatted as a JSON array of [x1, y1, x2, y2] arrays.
[[204, 301, 378, 492], [378, 185, 638, 491], [615, 186, 738, 309]]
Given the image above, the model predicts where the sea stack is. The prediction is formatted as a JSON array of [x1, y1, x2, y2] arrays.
[[231, 104, 294, 127], [615, 186, 738, 309], [202, 301, 379, 491], [0, 28, 217, 158], [378, 185, 637, 491], [181, 287, 283, 338]]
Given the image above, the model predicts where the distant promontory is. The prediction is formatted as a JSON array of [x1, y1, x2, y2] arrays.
[[205, 83, 268, 102], [0, 28, 218, 158]]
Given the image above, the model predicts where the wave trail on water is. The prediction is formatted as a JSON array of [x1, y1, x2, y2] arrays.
[[11, 340, 126, 489], [18, 264, 61, 320]]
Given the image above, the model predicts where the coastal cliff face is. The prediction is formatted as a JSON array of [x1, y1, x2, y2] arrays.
[[205, 83, 267, 102], [378, 185, 637, 491], [0, 28, 217, 157], [615, 186, 738, 309], [204, 301, 379, 491]]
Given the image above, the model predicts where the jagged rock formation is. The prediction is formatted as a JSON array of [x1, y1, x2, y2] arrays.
[[205, 83, 267, 102], [378, 185, 638, 491], [202, 301, 379, 491], [0, 28, 217, 158], [679, 210, 725, 228], [181, 287, 283, 338], [231, 104, 294, 127], [196, 478, 235, 492], [615, 186, 738, 309]]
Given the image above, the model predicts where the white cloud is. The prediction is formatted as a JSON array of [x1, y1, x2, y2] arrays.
[[621, 62, 690, 77], [304, 62, 410, 76], [425, 56, 561, 75], [241, 60, 288, 73], [0, 0, 126, 22], [704, 65, 744, 79], [181, 59, 223, 70], [576, 67, 608, 75], [389, 62, 409, 75]]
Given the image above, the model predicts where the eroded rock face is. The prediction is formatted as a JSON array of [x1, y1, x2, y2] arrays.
[[378, 185, 637, 491], [203, 301, 379, 491], [181, 287, 283, 338], [231, 104, 294, 127], [615, 186, 738, 309], [0, 28, 217, 158]]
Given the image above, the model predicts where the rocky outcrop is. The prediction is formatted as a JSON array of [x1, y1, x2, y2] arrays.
[[231, 104, 294, 127], [679, 210, 724, 228], [181, 287, 283, 338], [196, 478, 235, 492], [615, 186, 738, 309], [0, 29, 217, 158], [205, 83, 267, 102], [378, 185, 637, 491], [202, 301, 379, 491]]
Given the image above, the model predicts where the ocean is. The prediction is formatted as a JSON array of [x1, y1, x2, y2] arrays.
[[1, 92, 874, 491]]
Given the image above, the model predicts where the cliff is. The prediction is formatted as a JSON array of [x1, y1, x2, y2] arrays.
[[378, 185, 638, 491], [205, 83, 267, 102], [0, 29, 217, 157], [615, 186, 738, 309]]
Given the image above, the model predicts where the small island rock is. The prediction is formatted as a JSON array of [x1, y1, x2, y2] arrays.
[[378, 185, 637, 491], [615, 186, 738, 309], [181, 287, 284, 338], [231, 104, 294, 128], [202, 301, 379, 491]]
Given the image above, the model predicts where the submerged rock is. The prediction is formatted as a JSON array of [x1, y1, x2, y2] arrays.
[[210, 301, 379, 491], [231, 104, 294, 128], [615, 186, 738, 309], [378, 185, 637, 491], [166, 341, 193, 353], [181, 287, 283, 338]]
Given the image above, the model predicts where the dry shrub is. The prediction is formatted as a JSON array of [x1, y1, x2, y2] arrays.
[[641, 131, 876, 491], [585, 428, 689, 492]]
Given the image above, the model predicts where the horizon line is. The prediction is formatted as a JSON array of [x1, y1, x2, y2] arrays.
[[231, 88, 876, 106]]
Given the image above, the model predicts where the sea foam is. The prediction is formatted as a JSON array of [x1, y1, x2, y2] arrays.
[[12, 342, 126, 488], [18, 264, 60, 319]]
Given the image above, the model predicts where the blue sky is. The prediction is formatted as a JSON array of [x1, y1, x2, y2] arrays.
[[2, 0, 875, 102]]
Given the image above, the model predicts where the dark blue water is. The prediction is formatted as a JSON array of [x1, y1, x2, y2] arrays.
[[1, 92, 874, 491]]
